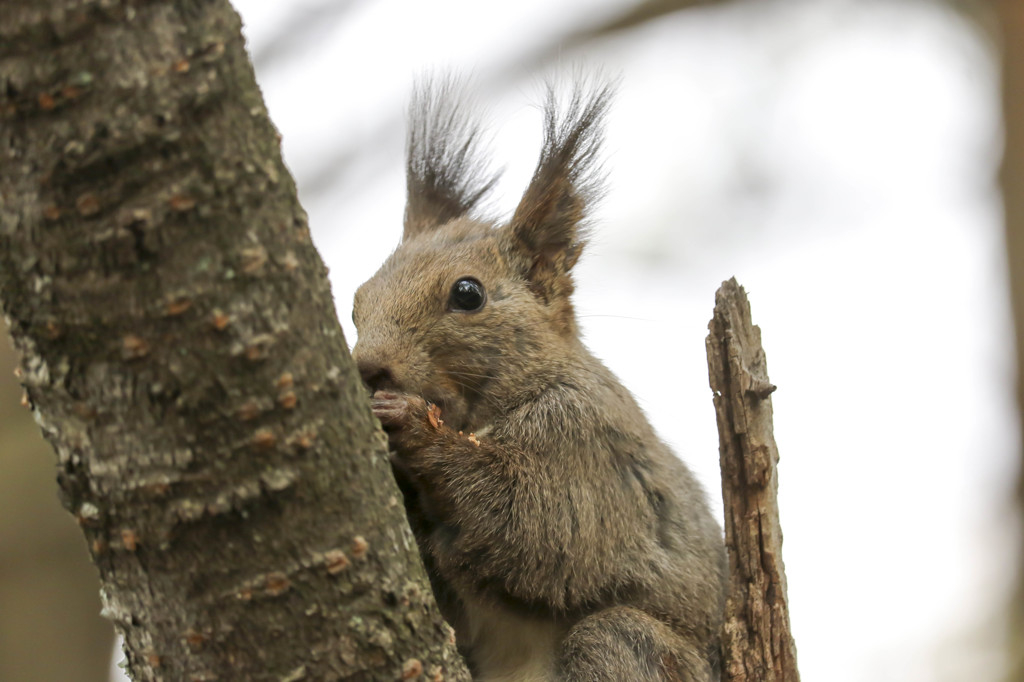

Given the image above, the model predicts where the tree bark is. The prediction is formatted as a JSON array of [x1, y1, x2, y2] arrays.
[[0, 334, 111, 682], [0, 1, 468, 680], [707, 278, 799, 682]]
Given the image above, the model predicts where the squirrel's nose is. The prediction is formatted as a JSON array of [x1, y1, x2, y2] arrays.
[[356, 357, 395, 393]]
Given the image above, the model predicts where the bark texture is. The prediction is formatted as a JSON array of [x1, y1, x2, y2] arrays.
[[0, 1, 467, 680], [0, 335, 111, 682], [995, 2, 1024, 679], [706, 278, 799, 682]]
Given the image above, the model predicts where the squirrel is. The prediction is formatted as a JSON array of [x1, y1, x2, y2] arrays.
[[351, 79, 727, 682]]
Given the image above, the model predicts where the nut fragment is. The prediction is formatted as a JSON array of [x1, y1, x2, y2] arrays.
[[426, 404, 443, 429]]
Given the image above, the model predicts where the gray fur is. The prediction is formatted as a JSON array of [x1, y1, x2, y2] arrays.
[[404, 78, 501, 240], [353, 79, 726, 682]]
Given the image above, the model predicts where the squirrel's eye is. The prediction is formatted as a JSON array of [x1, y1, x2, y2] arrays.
[[449, 277, 486, 313]]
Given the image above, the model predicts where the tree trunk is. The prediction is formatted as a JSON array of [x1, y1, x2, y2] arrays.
[[707, 278, 800, 682], [0, 333, 111, 682], [0, 1, 468, 680], [993, 2, 1024, 679]]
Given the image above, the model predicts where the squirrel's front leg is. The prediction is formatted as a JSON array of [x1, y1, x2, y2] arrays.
[[369, 388, 531, 563], [370, 390, 473, 521]]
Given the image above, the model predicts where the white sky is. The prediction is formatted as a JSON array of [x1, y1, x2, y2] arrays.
[[114, 0, 1020, 680]]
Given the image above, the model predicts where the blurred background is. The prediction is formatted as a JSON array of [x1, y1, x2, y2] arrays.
[[3, 0, 1020, 680]]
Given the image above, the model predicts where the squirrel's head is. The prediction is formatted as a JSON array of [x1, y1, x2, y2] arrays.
[[352, 79, 611, 431]]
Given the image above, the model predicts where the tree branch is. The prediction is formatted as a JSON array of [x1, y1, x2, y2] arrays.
[[992, 1, 1024, 678], [707, 278, 799, 682], [0, 0, 467, 679]]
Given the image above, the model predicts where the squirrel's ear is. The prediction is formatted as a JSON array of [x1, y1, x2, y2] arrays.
[[404, 78, 501, 241], [508, 81, 612, 282]]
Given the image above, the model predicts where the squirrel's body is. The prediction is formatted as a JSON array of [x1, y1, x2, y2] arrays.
[[352, 81, 726, 681]]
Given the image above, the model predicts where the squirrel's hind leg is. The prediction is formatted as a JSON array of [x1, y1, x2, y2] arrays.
[[557, 606, 714, 682]]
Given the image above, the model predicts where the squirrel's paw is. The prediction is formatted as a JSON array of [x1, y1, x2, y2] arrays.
[[371, 391, 440, 454]]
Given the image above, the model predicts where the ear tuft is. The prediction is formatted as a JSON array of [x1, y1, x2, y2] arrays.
[[509, 79, 614, 273], [404, 77, 501, 240]]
